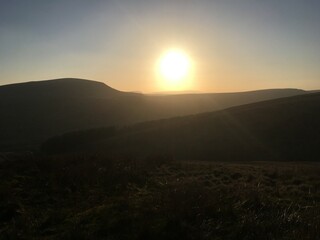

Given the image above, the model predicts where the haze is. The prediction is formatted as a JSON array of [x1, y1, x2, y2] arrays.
[[1, 0, 320, 92]]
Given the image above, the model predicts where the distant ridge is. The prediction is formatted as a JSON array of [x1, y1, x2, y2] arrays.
[[150, 88, 305, 96], [43, 92, 320, 162], [0, 78, 309, 150]]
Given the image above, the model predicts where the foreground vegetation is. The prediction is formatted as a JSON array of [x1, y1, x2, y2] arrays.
[[1, 154, 320, 239]]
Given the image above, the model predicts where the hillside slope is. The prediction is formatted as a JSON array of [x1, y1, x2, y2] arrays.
[[43, 92, 320, 161], [0, 78, 307, 149]]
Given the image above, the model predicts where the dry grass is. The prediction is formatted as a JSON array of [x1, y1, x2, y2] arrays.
[[0, 155, 319, 239]]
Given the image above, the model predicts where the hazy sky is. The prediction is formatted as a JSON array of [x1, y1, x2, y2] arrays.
[[1, 0, 320, 92]]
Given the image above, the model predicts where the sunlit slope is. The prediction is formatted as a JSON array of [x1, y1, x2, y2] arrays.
[[0, 78, 307, 149], [44, 92, 320, 161]]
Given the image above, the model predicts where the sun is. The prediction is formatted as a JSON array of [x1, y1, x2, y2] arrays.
[[157, 49, 192, 90]]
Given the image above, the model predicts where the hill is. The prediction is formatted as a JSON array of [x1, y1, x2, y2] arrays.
[[43, 92, 320, 161], [0, 78, 307, 150]]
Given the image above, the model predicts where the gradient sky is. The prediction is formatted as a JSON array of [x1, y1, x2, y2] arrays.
[[1, 0, 320, 92]]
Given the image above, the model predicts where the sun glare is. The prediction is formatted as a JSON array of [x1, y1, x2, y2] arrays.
[[157, 49, 192, 90]]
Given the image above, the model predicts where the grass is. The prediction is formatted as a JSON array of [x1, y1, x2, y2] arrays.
[[0, 155, 319, 239]]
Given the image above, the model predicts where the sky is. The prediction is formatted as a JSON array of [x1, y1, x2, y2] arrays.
[[1, 0, 320, 92]]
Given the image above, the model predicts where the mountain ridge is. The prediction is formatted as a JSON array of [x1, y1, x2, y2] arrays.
[[42, 92, 320, 162], [0, 78, 311, 150], [0, 78, 124, 99]]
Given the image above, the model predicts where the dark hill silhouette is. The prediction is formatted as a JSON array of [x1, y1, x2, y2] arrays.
[[43, 92, 320, 161], [0, 78, 122, 99], [0, 78, 307, 150]]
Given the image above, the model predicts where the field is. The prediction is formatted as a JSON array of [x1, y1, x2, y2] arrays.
[[1, 155, 320, 239]]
